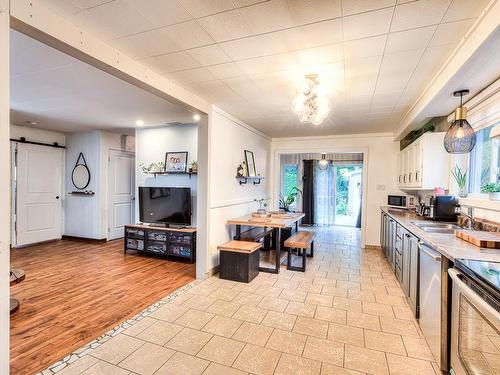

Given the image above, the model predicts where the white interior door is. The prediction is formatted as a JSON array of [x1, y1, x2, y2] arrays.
[[108, 149, 135, 240], [16, 143, 63, 246]]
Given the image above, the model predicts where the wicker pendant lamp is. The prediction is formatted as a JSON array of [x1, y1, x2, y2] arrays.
[[444, 89, 476, 154]]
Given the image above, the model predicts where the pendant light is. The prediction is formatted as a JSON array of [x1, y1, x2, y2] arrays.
[[319, 153, 329, 170], [444, 89, 476, 154]]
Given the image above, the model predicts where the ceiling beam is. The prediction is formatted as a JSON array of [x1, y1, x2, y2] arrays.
[[394, 0, 500, 140]]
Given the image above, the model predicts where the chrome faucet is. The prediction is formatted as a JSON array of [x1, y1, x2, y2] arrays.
[[456, 206, 475, 230]]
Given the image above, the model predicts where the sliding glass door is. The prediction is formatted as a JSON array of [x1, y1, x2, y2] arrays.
[[334, 165, 363, 226]]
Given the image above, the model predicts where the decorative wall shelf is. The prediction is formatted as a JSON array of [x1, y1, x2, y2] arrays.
[[149, 172, 197, 179], [236, 176, 264, 185]]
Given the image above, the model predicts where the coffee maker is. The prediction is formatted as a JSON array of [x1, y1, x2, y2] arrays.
[[422, 195, 459, 221]]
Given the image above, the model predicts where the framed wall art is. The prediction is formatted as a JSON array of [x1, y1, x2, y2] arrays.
[[244, 150, 256, 177], [165, 151, 188, 173]]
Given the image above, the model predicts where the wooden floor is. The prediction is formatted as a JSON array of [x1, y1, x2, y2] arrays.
[[10, 239, 195, 375]]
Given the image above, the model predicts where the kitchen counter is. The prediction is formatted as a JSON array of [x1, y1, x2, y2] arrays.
[[381, 206, 500, 262]]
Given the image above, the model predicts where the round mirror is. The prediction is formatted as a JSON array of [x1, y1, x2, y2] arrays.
[[72, 164, 90, 189]]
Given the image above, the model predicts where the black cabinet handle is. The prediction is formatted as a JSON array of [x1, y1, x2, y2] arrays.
[[56, 196, 60, 199]]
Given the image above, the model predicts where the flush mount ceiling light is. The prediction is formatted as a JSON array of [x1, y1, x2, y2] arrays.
[[193, 114, 201, 122], [292, 74, 330, 126], [319, 153, 329, 170], [135, 119, 145, 126], [444, 89, 476, 154]]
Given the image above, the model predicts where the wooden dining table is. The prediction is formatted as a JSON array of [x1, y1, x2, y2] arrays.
[[227, 212, 305, 273]]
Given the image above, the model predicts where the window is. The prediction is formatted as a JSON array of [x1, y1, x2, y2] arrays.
[[283, 164, 299, 207], [468, 123, 500, 194]]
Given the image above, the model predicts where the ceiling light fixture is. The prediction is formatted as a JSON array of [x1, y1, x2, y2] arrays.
[[319, 153, 329, 170], [444, 89, 476, 154], [193, 114, 201, 122], [135, 120, 145, 126], [292, 74, 330, 126], [25, 120, 38, 125]]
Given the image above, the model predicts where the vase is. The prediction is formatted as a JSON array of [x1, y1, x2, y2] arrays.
[[256, 208, 267, 215], [489, 192, 500, 201], [458, 186, 468, 198]]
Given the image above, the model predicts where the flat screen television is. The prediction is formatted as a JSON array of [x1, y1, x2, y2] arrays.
[[139, 187, 191, 226]]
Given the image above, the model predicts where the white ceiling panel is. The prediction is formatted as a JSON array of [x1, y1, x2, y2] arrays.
[[239, 0, 294, 34], [341, 0, 396, 16], [198, 10, 252, 42], [163, 20, 215, 49], [36, 0, 494, 137], [390, 0, 451, 32], [286, 0, 342, 25], [10, 30, 195, 133], [343, 7, 393, 40], [126, 0, 192, 27], [187, 44, 232, 66]]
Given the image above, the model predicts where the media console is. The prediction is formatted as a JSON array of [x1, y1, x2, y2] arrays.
[[124, 224, 196, 263]]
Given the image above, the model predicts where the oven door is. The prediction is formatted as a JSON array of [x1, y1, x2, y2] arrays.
[[449, 268, 500, 375]]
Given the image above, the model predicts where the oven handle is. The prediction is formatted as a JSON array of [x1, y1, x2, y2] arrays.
[[448, 268, 498, 317]]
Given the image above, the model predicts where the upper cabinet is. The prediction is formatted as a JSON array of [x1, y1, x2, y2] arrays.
[[397, 132, 450, 190]]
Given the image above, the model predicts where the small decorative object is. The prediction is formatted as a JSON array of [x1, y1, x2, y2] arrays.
[[236, 164, 244, 177], [165, 151, 188, 172], [139, 162, 152, 174], [72, 152, 91, 190], [444, 89, 476, 154], [254, 198, 268, 215], [481, 183, 500, 201], [451, 165, 468, 198], [151, 162, 164, 173], [279, 187, 302, 212], [190, 160, 198, 173], [244, 150, 256, 177], [242, 161, 248, 177]]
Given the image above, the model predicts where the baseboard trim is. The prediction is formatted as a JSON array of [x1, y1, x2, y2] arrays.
[[364, 244, 382, 250], [62, 235, 107, 243]]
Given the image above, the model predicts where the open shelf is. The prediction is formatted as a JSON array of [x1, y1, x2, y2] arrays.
[[148, 171, 197, 179]]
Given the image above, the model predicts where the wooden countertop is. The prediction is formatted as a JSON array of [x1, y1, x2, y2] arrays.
[[227, 212, 305, 228]]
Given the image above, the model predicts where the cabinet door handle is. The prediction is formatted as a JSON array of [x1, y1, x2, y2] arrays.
[[415, 171, 419, 182], [403, 174, 407, 183], [409, 173, 412, 183]]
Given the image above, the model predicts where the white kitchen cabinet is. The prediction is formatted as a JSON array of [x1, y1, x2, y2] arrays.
[[398, 132, 450, 190]]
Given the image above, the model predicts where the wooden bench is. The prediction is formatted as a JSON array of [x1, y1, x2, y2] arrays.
[[236, 227, 274, 250], [284, 231, 315, 272], [218, 240, 262, 283]]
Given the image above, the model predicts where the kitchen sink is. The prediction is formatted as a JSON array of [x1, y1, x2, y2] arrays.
[[410, 221, 461, 234]]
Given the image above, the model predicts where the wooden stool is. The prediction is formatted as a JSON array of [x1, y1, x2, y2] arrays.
[[218, 240, 262, 283], [284, 231, 315, 272]]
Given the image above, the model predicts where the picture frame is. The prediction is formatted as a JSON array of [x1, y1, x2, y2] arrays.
[[165, 151, 188, 173], [244, 150, 256, 177]]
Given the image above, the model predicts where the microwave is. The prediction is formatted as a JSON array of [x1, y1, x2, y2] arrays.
[[388, 195, 407, 207]]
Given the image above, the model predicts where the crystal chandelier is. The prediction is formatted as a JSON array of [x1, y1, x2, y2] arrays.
[[444, 89, 476, 154], [292, 74, 330, 126]]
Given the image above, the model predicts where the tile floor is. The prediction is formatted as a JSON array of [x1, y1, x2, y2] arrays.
[[50, 226, 438, 375]]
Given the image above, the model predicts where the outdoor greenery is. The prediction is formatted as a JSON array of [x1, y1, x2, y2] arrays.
[[335, 166, 358, 216], [283, 165, 298, 197], [481, 182, 500, 193]]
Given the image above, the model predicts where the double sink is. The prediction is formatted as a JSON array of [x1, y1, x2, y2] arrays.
[[410, 221, 461, 234]]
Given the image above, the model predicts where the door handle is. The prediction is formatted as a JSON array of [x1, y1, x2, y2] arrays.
[[418, 242, 441, 261], [56, 196, 60, 199]]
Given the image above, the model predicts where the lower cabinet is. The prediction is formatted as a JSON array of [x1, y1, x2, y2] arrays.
[[380, 212, 419, 318]]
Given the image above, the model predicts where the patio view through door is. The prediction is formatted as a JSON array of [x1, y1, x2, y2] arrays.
[[333, 165, 363, 226]]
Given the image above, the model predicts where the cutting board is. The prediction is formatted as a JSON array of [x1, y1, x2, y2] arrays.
[[454, 230, 500, 249]]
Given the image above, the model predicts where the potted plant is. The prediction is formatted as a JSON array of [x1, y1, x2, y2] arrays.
[[481, 182, 500, 201], [254, 198, 268, 215], [279, 187, 302, 212], [190, 160, 198, 173], [451, 165, 468, 198]]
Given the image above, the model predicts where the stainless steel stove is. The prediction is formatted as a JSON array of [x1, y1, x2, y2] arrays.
[[449, 259, 500, 375]]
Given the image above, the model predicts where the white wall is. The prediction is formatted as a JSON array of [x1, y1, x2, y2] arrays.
[[11, 124, 65, 146], [207, 107, 271, 271], [64, 131, 102, 239], [135, 123, 198, 225], [0, 3, 9, 371], [270, 133, 399, 247]]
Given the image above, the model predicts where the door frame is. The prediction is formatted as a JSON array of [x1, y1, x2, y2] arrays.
[[11, 141, 65, 247], [272, 147, 369, 248], [107, 148, 135, 240]]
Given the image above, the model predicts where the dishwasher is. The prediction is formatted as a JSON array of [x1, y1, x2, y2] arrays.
[[419, 241, 451, 371]]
